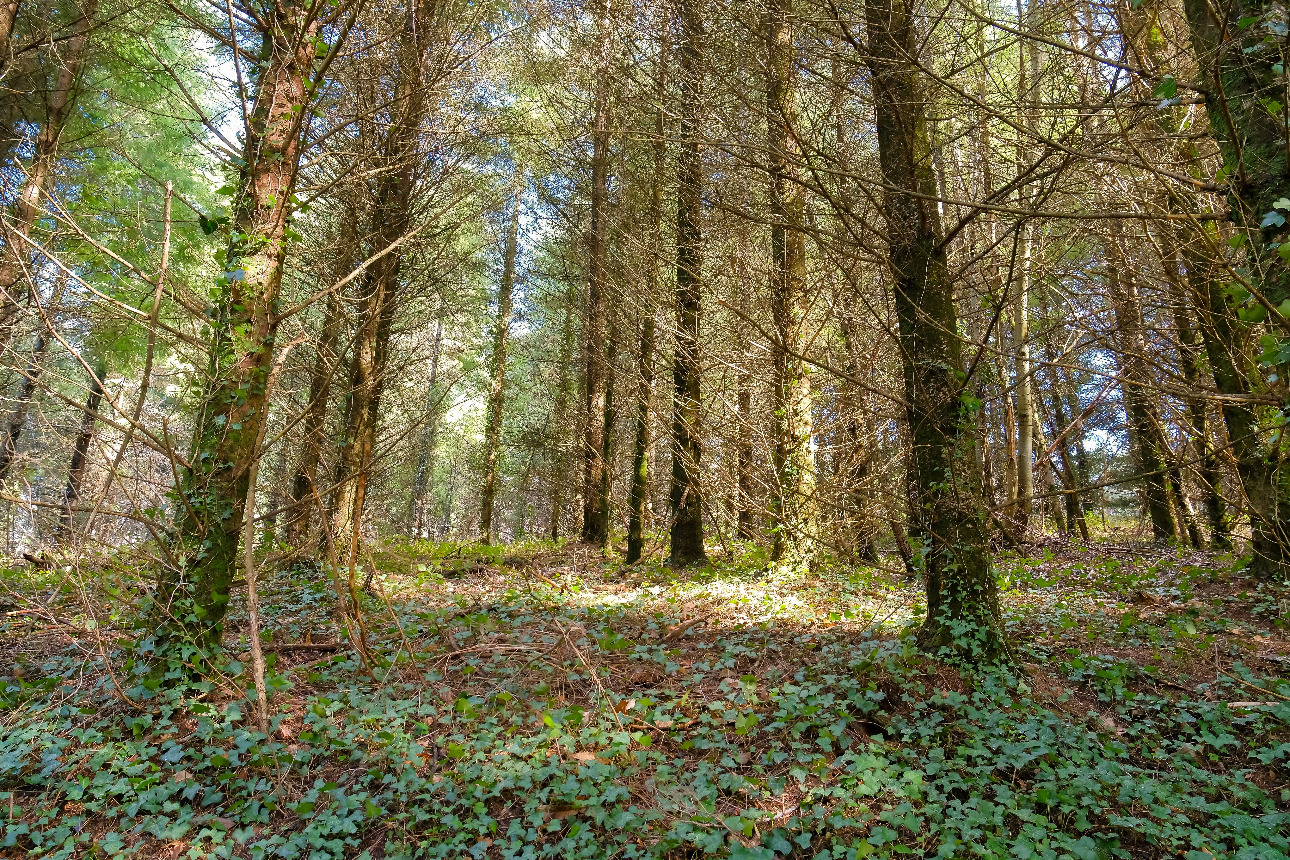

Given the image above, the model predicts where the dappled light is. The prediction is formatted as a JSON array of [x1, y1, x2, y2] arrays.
[[0, 0, 1288, 854]]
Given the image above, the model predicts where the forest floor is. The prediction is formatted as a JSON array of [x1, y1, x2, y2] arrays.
[[0, 536, 1288, 859]]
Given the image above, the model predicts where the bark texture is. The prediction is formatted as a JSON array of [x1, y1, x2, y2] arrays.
[[863, 0, 1006, 659], [480, 191, 520, 542], [669, 0, 708, 567], [0, 0, 94, 352], [1181, 0, 1290, 575], [766, 0, 817, 566], [581, 0, 612, 547], [159, 3, 322, 649]]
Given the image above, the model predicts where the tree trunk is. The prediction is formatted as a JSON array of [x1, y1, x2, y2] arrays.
[[1173, 250, 1233, 550], [581, 0, 612, 547], [1031, 408, 1066, 535], [331, 0, 437, 553], [479, 191, 520, 543], [0, 0, 19, 73], [627, 58, 663, 566], [0, 0, 94, 352], [549, 286, 577, 540], [670, 0, 712, 567], [1010, 0, 1038, 536], [1177, 322, 1230, 549], [735, 285, 756, 540], [160, 3, 323, 649], [599, 311, 618, 545], [0, 270, 63, 484], [863, 0, 1006, 659], [54, 356, 105, 544], [286, 213, 355, 548], [1182, 0, 1290, 575], [409, 318, 444, 538], [1105, 227, 1178, 541], [997, 350, 1019, 515], [668, 0, 707, 567], [626, 312, 656, 564], [837, 308, 879, 561], [766, 0, 816, 567], [0, 332, 46, 483], [1013, 224, 1035, 535], [1043, 362, 1090, 541], [735, 377, 755, 540]]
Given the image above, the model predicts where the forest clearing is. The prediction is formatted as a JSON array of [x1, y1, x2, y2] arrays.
[[1, 0, 1290, 853]]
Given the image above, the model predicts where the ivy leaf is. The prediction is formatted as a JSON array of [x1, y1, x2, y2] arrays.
[[1262, 210, 1286, 228], [445, 741, 466, 758], [1238, 303, 1268, 323], [597, 631, 633, 651]]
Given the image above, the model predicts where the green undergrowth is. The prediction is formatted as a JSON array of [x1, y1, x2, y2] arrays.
[[0, 544, 1288, 859]]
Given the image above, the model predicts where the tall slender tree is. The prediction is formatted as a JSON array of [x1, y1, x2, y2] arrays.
[[0, 0, 96, 352], [581, 0, 612, 547], [626, 35, 667, 565], [668, 0, 707, 567], [765, 0, 817, 566], [331, 0, 439, 553], [480, 189, 521, 542], [157, 0, 336, 649], [861, 0, 1006, 658], [1181, 0, 1290, 575]]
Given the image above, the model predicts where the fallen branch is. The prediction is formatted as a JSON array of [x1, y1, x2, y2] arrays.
[[1219, 668, 1290, 703], [263, 642, 346, 653]]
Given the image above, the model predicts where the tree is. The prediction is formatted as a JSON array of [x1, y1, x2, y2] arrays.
[[480, 189, 521, 542], [860, 0, 1006, 658], [0, 0, 96, 352], [580, 0, 612, 547], [157, 0, 337, 650], [765, 0, 817, 567], [668, 0, 707, 568], [1181, 0, 1290, 576]]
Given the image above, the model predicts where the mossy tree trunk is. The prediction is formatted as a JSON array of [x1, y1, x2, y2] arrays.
[[669, 0, 707, 567], [480, 191, 521, 543], [331, 0, 438, 554], [862, 0, 1007, 659], [581, 0, 612, 547], [1181, 0, 1290, 574], [765, 0, 817, 567], [158, 3, 323, 650]]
